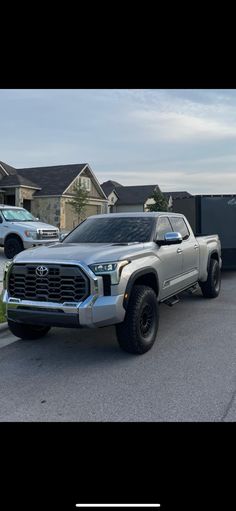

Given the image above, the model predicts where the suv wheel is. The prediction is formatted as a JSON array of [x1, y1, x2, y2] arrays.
[[199, 258, 221, 298], [4, 236, 24, 259], [116, 284, 159, 354], [8, 319, 51, 340]]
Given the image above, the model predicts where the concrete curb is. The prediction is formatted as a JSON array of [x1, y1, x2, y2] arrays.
[[0, 322, 8, 333]]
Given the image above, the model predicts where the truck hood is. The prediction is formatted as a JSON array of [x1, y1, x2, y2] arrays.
[[6, 221, 58, 231], [13, 242, 149, 265]]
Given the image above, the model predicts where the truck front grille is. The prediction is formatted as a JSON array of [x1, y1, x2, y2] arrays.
[[38, 230, 59, 239], [8, 264, 89, 303]]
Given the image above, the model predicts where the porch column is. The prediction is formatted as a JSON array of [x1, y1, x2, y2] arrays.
[[15, 188, 23, 207]]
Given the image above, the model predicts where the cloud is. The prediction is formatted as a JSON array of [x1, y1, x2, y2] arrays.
[[1, 89, 236, 194], [130, 109, 236, 141]]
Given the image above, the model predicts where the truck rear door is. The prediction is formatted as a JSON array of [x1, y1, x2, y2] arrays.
[[169, 216, 199, 288]]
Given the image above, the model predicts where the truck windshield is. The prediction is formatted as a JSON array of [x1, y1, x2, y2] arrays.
[[64, 217, 155, 244], [1, 209, 36, 222]]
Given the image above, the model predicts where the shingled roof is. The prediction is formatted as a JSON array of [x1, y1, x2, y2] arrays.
[[0, 174, 41, 189], [114, 184, 160, 205], [101, 180, 123, 196], [0, 161, 17, 176], [16, 163, 88, 196]]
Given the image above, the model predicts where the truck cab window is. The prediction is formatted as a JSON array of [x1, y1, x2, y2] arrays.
[[156, 217, 173, 240], [170, 217, 190, 240]]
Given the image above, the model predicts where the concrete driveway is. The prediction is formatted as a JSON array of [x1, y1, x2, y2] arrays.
[[1, 270, 236, 421]]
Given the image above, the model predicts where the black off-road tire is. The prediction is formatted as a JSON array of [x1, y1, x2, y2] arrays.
[[199, 258, 221, 298], [4, 236, 24, 259], [116, 284, 159, 354], [8, 319, 51, 340]]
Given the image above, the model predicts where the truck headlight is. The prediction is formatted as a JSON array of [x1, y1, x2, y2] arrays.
[[89, 260, 130, 284], [24, 230, 38, 240]]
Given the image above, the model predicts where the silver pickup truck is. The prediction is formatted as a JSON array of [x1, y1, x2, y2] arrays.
[[0, 205, 60, 259], [2, 212, 221, 354]]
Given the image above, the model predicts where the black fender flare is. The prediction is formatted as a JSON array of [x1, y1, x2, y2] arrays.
[[207, 251, 219, 272], [123, 267, 159, 310]]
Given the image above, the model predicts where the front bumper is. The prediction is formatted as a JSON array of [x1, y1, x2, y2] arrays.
[[2, 260, 126, 329], [23, 239, 60, 249]]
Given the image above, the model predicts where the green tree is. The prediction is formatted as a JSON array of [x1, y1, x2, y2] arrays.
[[147, 190, 169, 212], [67, 182, 89, 223]]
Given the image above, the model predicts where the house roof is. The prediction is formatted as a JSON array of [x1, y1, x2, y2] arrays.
[[0, 161, 108, 199], [0, 174, 41, 189], [101, 180, 123, 197], [115, 184, 160, 205], [16, 163, 88, 196], [0, 161, 17, 176], [163, 191, 192, 200]]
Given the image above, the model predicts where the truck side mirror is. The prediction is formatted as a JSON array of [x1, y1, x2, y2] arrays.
[[156, 232, 183, 246]]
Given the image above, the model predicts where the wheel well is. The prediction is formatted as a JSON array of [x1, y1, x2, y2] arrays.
[[207, 251, 219, 271], [211, 252, 219, 262], [134, 273, 159, 295], [124, 270, 159, 310], [4, 233, 23, 246]]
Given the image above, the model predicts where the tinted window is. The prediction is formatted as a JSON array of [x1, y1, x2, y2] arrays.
[[156, 217, 173, 240], [170, 217, 190, 240], [64, 217, 155, 244]]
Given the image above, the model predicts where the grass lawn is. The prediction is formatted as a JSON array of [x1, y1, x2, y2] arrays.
[[0, 298, 6, 323]]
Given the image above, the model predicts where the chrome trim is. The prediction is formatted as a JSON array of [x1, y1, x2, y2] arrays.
[[3, 260, 103, 314], [164, 231, 183, 243]]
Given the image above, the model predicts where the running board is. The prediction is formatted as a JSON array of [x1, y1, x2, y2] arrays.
[[186, 284, 199, 295], [163, 295, 180, 307]]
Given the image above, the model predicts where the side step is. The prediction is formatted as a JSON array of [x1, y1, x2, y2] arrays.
[[186, 284, 199, 295], [163, 295, 180, 307]]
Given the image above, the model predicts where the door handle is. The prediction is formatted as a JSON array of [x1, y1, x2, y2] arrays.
[[177, 248, 182, 254], [194, 244, 199, 250]]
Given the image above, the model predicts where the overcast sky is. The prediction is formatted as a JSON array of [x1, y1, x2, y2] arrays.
[[1, 89, 236, 194]]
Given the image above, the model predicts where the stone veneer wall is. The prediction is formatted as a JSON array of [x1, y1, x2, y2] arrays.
[[60, 197, 106, 230], [15, 187, 36, 206], [31, 197, 61, 228]]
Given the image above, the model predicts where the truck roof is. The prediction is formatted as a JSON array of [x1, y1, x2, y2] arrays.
[[88, 212, 184, 219]]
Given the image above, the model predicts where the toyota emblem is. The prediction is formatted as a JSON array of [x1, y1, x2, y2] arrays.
[[36, 266, 49, 277]]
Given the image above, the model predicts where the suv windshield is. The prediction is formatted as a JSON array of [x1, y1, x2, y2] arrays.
[[64, 216, 155, 244], [1, 209, 36, 222]]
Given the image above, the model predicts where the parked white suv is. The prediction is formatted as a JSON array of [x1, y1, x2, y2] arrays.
[[0, 205, 60, 259]]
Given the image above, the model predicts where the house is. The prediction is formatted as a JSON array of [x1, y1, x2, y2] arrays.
[[101, 181, 161, 212], [101, 180, 192, 212], [0, 161, 108, 230], [163, 191, 192, 210]]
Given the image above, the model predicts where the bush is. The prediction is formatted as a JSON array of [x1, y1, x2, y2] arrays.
[[0, 298, 6, 323]]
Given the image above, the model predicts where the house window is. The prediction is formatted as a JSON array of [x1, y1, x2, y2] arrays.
[[79, 177, 91, 191]]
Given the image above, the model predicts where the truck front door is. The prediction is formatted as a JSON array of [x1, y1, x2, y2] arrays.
[[155, 216, 184, 299], [169, 216, 199, 288]]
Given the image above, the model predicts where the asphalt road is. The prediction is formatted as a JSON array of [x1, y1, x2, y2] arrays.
[[1, 270, 236, 421]]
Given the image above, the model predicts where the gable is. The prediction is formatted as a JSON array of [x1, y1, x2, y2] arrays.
[[64, 165, 107, 200], [18, 164, 87, 196]]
